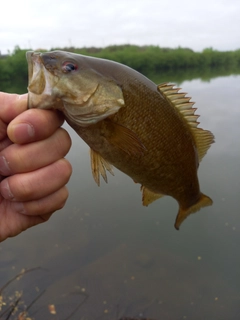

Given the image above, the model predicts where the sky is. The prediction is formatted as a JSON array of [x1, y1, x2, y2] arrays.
[[1, 0, 239, 55]]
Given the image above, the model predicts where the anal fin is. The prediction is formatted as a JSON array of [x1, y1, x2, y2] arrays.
[[90, 148, 114, 186], [141, 185, 164, 206]]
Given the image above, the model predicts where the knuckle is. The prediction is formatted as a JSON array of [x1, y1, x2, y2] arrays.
[[43, 187, 69, 213], [54, 158, 72, 184], [11, 176, 35, 201], [48, 128, 71, 161], [56, 187, 69, 210], [56, 128, 72, 156], [62, 159, 73, 182]]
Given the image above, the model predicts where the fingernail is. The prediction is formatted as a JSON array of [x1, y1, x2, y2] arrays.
[[11, 123, 35, 141], [18, 93, 28, 100], [12, 202, 26, 214], [0, 156, 11, 176], [0, 179, 15, 200]]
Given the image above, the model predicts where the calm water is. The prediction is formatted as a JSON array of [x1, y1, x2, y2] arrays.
[[0, 74, 240, 319]]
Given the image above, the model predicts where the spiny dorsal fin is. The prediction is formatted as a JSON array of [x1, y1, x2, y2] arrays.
[[90, 148, 114, 186], [157, 83, 214, 161]]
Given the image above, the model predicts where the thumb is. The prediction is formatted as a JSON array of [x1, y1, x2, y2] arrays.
[[0, 93, 28, 124]]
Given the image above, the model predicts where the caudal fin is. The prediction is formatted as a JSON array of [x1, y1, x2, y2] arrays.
[[174, 193, 213, 230]]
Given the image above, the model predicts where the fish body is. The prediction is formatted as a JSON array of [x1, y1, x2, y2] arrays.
[[26, 51, 214, 229]]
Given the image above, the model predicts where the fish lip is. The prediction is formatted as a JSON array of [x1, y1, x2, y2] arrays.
[[26, 51, 42, 81], [26, 53, 33, 110], [26, 51, 34, 89], [26, 51, 44, 94], [26, 51, 48, 108], [26, 51, 64, 110]]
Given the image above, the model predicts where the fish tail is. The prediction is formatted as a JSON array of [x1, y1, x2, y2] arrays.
[[174, 193, 213, 230]]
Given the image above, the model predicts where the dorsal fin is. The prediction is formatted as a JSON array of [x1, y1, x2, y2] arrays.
[[157, 83, 214, 161]]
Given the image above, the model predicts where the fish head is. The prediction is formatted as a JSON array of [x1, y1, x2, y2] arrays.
[[26, 51, 124, 126]]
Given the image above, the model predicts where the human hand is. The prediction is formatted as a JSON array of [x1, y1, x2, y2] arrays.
[[0, 92, 72, 242]]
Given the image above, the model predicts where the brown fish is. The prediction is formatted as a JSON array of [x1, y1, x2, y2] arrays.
[[26, 51, 214, 229]]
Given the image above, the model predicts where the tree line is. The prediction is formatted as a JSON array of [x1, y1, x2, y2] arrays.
[[0, 45, 240, 92]]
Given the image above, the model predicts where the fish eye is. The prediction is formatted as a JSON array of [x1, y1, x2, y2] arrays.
[[62, 61, 78, 73]]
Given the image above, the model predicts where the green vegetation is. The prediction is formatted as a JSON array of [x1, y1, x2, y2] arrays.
[[0, 46, 29, 92], [1, 45, 240, 93], [69, 45, 240, 74]]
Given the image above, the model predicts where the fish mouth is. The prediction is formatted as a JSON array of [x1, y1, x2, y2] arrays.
[[26, 52, 46, 95], [26, 51, 63, 110], [26, 50, 124, 125]]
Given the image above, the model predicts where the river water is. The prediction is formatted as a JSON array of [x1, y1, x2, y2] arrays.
[[0, 74, 240, 319]]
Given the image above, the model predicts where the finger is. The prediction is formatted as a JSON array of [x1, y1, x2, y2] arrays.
[[0, 186, 68, 241], [0, 128, 71, 176], [8, 109, 64, 144], [0, 118, 8, 140], [0, 136, 12, 181], [0, 92, 28, 124], [0, 158, 72, 202], [8, 186, 69, 218], [0, 136, 12, 152]]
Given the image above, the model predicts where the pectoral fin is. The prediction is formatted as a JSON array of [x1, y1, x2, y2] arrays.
[[90, 148, 114, 186], [141, 186, 164, 206], [106, 122, 146, 156]]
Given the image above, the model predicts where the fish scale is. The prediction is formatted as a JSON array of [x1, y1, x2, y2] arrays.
[[26, 51, 214, 229]]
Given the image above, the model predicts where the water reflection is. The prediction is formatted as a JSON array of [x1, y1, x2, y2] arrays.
[[0, 74, 240, 319]]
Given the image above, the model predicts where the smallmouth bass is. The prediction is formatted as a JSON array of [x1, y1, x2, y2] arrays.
[[26, 51, 214, 229]]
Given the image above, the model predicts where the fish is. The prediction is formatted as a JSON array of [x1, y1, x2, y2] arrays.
[[26, 50, 214, 229]]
